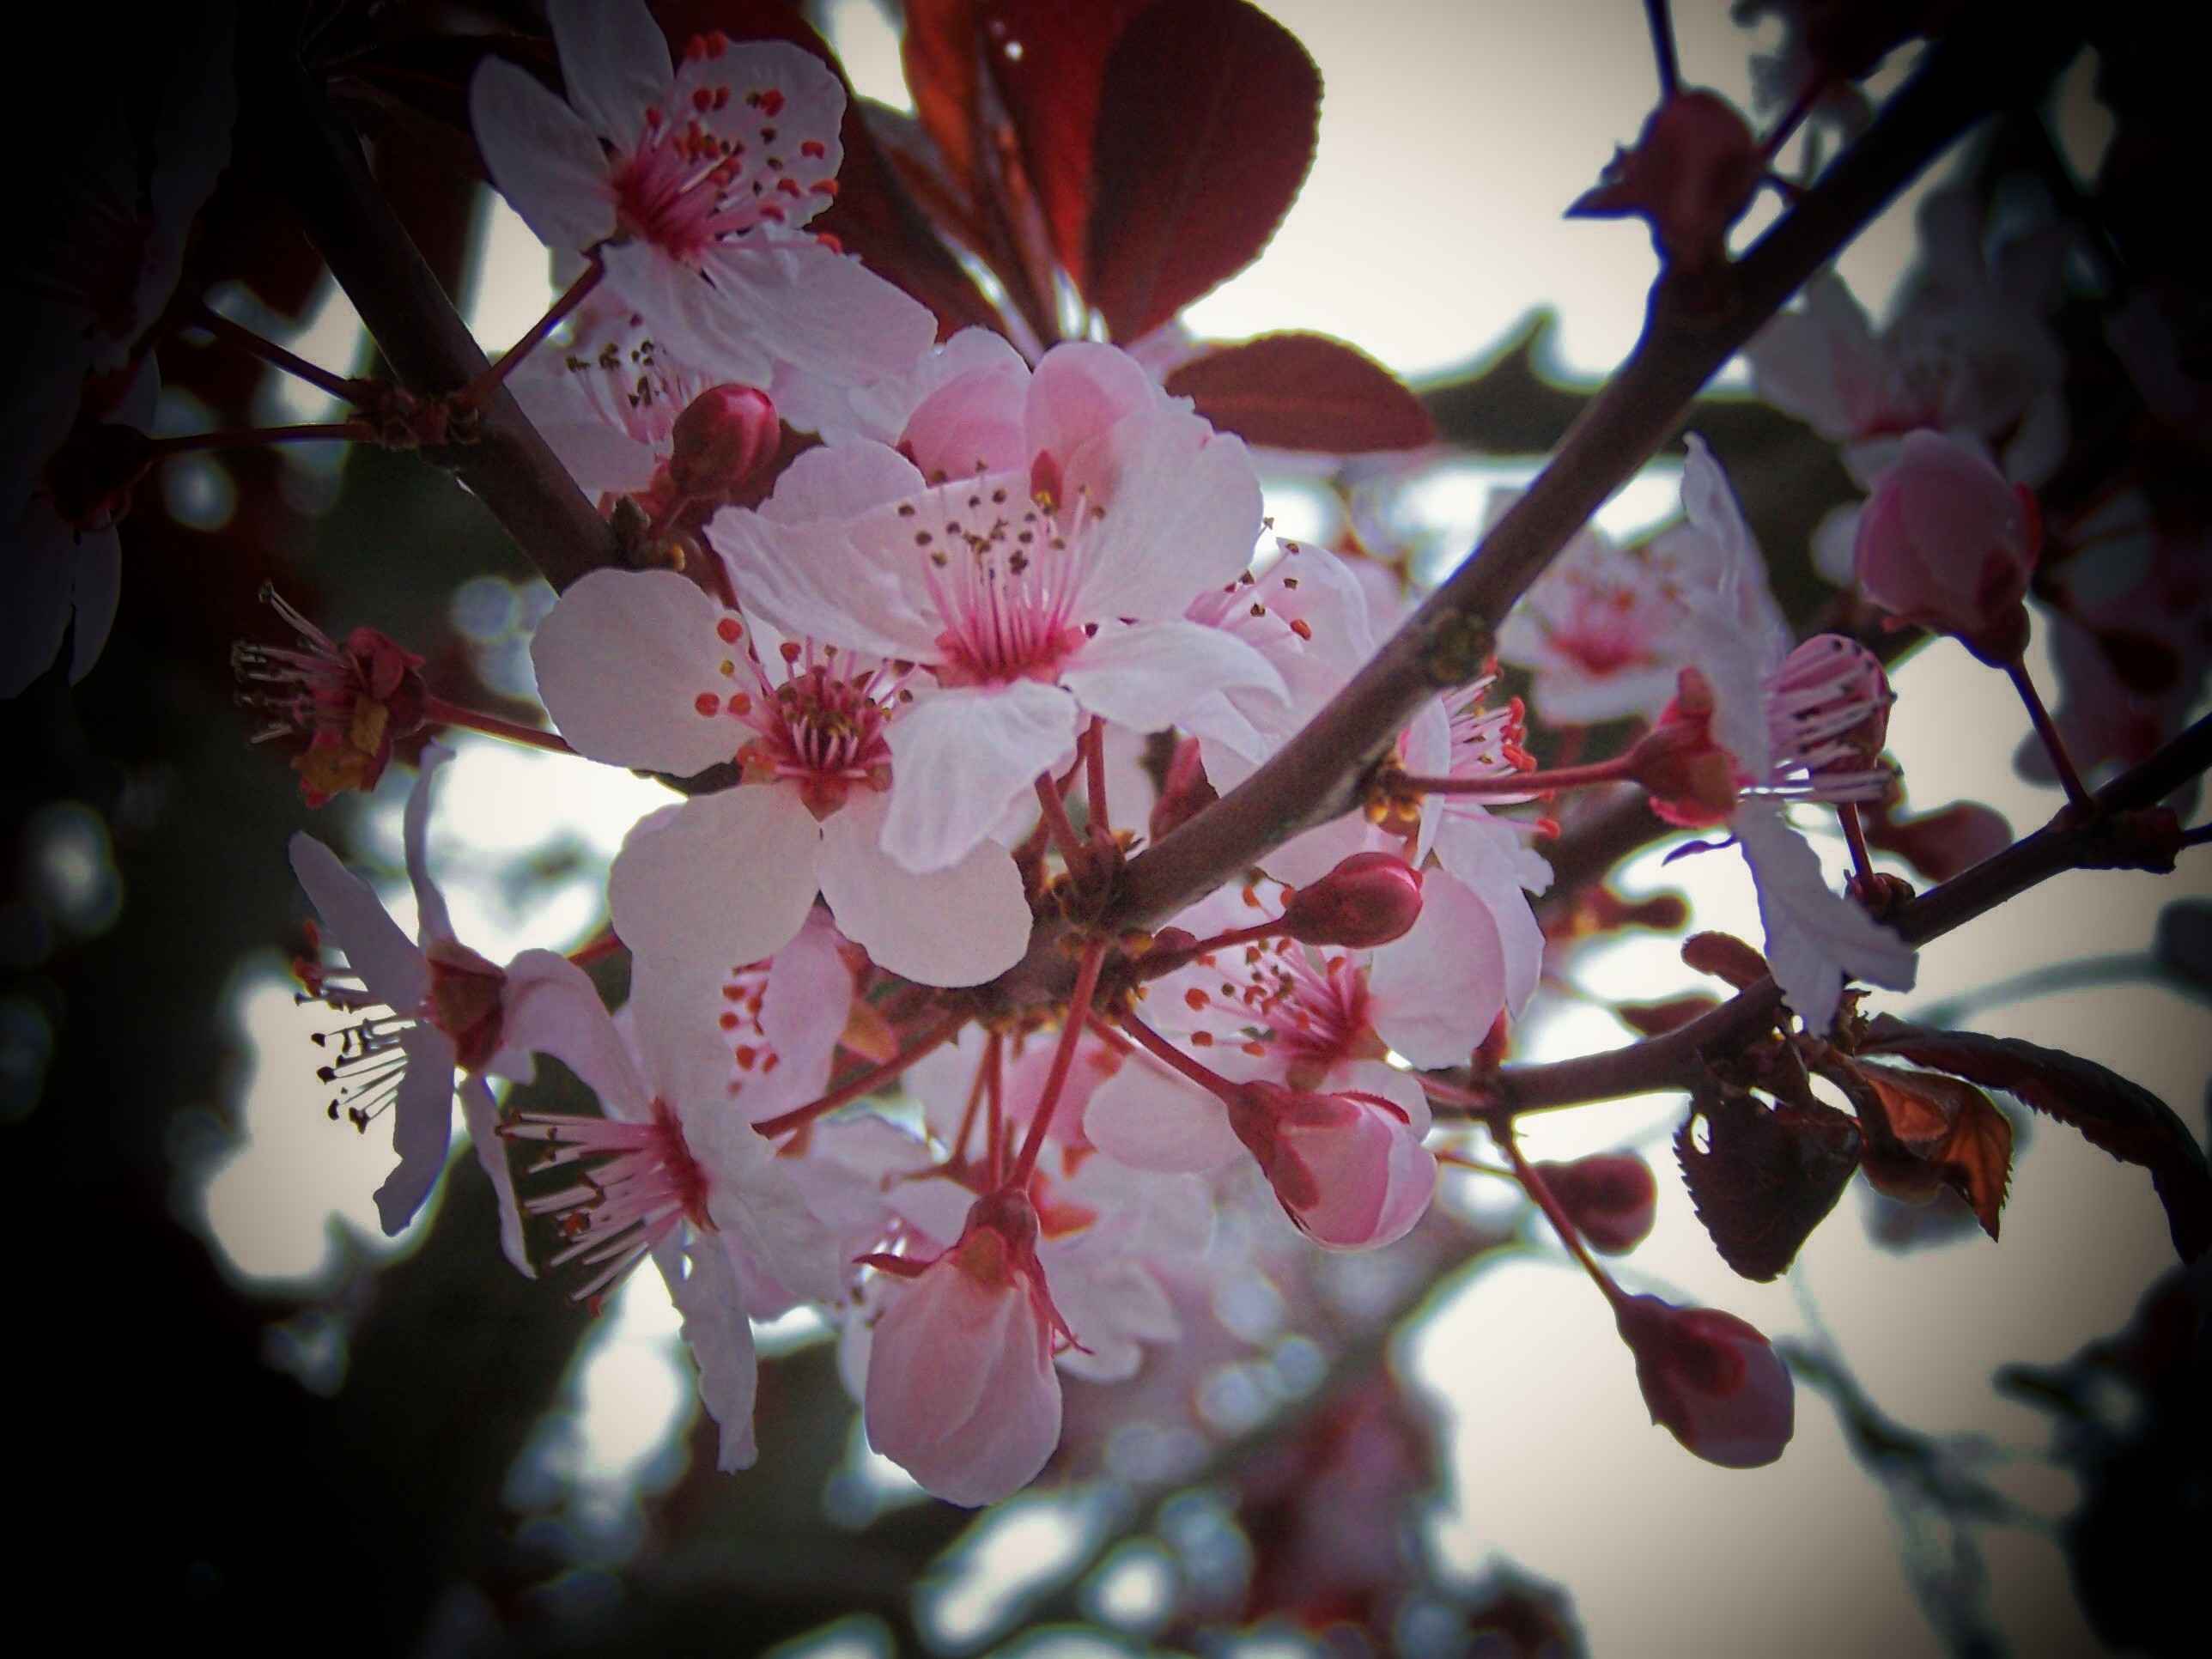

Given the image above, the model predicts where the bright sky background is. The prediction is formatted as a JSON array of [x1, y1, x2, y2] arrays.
[[197, 5, 2201, 1653]]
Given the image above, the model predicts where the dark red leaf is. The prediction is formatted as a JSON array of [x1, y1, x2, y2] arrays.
[[902, 0, 987, 195], [653, 0, 1005, 338], [1852, 1063, 2012, 1239], [1681, 930, 1771, 990], [1084, 0, 1320, 341], [1164, 334, 1433, 453], [1676, 1082, 1862, 1281], [1861, 1015, 2212, 1262], [1862, 799, 2014, 883], [1617, 994, 1722, 1037]]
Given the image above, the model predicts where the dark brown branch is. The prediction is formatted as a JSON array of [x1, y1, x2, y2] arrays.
[[1469, 713, 2212, 1115], [237, 3, 619, 590], [1100, 0, 2087, 935]]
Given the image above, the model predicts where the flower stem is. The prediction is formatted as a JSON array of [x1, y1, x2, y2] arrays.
[[459, 262, 603, 408], [1116, 1011, 1239, 1105], [2003, 656, 2093, 811], [1395, 758, 1624, 798], [1498, 1119, 1627, 1311], [950, 1030, 997, 1166], [1035, 770, 1089, 872], [192, 299, 367, 401], [755, 1017, 966, 1139], [1643, 0, 1680, 97], [1838, 801, 1879, 890], [1084, 718, 1109, 835], [423, 694, 575, 755], [1009, 939, 1105, 1184], [150, 422, 368, 454]]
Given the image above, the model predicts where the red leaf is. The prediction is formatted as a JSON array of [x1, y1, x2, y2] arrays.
[[1676, 1083, 1862, 1281], [902, 0, 987, 195], [1617, 994, 1722, 1037], [1164, 334, 1433, 453], [1083, 0, 1320, 341], [1862, 799, 2014, 883], [1861, 1016, 2212, 1262], [652, 1, 1004, 338], [1681, 930, 1771, 990], [1852, 1063, 2013, 1240]]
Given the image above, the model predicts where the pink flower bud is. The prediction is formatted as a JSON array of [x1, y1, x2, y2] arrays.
[[1613, 1294, 1794, 1468], [1568, 91, 1765, 274], [1226, 1081, 1437, 1251], [668, 385, 781, 500], [1279, 853, 1425, 949], [1854, 429, 2040, 663], [1534, 1153, 1656, 1255]]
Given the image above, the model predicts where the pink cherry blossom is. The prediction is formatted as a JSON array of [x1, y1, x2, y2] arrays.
[[469, 0, 933, 392], [1224, 1080, 1437, 1251], [1854, 428, 2038, 663], [862, 1188, 1070, 1506], [235, 586, 430, 807], [1497, 518, 1698, 728], [513, 968, 842, 1470], [530, 568, 1032, 987], [710, 339, 1280, 872], [289, 745, 636, 1271], [1613, 1293, 1795, 1468]]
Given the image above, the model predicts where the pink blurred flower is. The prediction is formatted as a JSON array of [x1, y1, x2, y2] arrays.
[[1855, 428, 2038, 662]]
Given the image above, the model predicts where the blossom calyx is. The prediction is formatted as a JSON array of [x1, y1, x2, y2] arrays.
[[1569, 91, 1765, 275], [1278, 853, 1425, 949], [1624, 669, 1746, 827], [667, 385, 781, 501], [1854, 430, 2039, 664], [1613, 1293, 1795, 1468], [1534, 1153, 1656, 1255]]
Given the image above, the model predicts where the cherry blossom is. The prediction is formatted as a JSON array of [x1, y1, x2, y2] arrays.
[[1497, 517, 1698, 728], [469, 0, 934, 394], [235, 586, 429, 806], [289, 744, 635, 1270], [530, 568, 1032, 987], [511, 970, 842, 1472], [711, 338, 1281, 872], [1853, 428, 2038, 663]]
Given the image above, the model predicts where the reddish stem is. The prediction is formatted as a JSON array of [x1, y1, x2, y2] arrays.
[[1008, 939, 1105, 1185], [1084, 718, 1109, 835], [1838, 802, 1879, 890], [950, 1030, 997, 1165], [1117, 1011, 1239, 1106], [1498, 1119, 1627, 1311], [2004, 656, 2093, 811], [150, 422, 368, 454], [1397, 758, 1623, 799], [423, 694, 575, 756], [1035, 771, 1088, 872], [755, 1017, 966, 1139], [192, 300, 365, 401], [459, 262, 603, 408]]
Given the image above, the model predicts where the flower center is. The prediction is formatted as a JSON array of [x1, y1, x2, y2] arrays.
[[731, 643, 897, 817], [512, 1097, 718, 1304], [898, 463, 1096, 687]]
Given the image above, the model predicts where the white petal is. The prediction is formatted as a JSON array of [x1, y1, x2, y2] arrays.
[[1083, 1056, 1243, 1172], [1732, 800, 1916, 1034], [600, 240, 766, 378], [1047, 1253, 1176, 1383], [706, 1148, 845, 1307], [402, 743, 456, 942], [609, 785, 823, 974], [818, 791, 1033, 985], [1258, 813, 1379, 890], [1060, 620, 1285, 736], [1368, 867, 1507, 1069], [489, 949, 647, 1117], [1079, 411, 1264, 624], [881, 683, 1078, 872], [372, 1025, 459, 1235], [459, 1073, 533, 1277], [531, 568, 748, 775], [660, 1233, 761, 1471], [630, 956, 754, 1113], [758, 911, 856, 1084], [64, 526, 120, 684], [700, 242, 939, 392], [288, 834, 428, 1012], [469, 57, 617, 252], [546, 0, 672, 147]]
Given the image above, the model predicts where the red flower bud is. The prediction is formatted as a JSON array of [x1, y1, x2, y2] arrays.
[[1534, 1154, 1656, 1254], [668, 385, 780, 500], [1279, 853, 1425, 949], [1614, 1294, 1795, 1468], [1855, 429, 2039, 664], [1568, 91, 1765, 275]]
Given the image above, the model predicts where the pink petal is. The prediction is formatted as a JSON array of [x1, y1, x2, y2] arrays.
[[659, 1233, 762, 1471], [1367, 870, 1508, 1068], [371, 1024, 459, 1236], [599, 240, 767, 381], [545, 0, 671, 147], [489, 948, 647, 1117], [609, 785, 823, 976], [459, 1073, 533, 1277], [288, 833, 428, 1012], [1060, 619, 1285, 736], [1041, 1251, 1176, 1383], [701, 242, 939, 392], [532, 568, 752, 776], [1083, 1057, 1244, 1172], [881, 683, 1079, 872], [402, 743, 456, 943], [757, 912, 856, 1091], [1025, 342, 1158, 489], [469, 56, 617, 252], [899, 357, 1031, 481], [1077, 404, 1263, 625], [818, 790, 1033, 986]]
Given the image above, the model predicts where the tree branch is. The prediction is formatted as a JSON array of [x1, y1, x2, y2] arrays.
[[1468, 713, 2212, 1115], [237, 3, 619, 590], [1099, 0, 2087, 934]]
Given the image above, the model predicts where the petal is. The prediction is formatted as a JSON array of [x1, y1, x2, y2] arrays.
[[469, 56, 617, 252], [546, 0, 671, 147], [600, 240, 767, 379], [1045, 1253, 1176, 1383], [372, 1024, 459, 1235], [64, 526, 120, 684], [1367, 867, 1506, 1069], [659, 1232, 762, 1472], [757, 911, 856, 1087], [531, 567, 750, 775], [609, 785, 823, 975], [700, 243, 939, 393], [1260, 813, 1381, 890], [402, 743, 456, 942], [707, 1150, 846, 1308], [1060, 619, 1285, 736], [489, 948, 647, 1118], [818, 791, 1033, 986], [1026, 343, 1159, 478], [631, 956, 754, 1115], [459, 1073, 533, 1277], [1078, 408, 1264, 624], [288, 834, 428, 1012], [898, 356, 1032, 480], [882, 683, 1079, 872], [1732, 799, 1916, 1033], [1083, 1056, 1244, 1172]]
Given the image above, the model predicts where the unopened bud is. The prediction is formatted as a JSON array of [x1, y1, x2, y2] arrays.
[[1568, 91, 1765, 275], [1534, 1154, 1656, 1254], [1855, 429, 2038, 665], [1614, 1293, 1794, 1468], [1279, 853, 1425, 949], [668, 385, 780, 499], [1226, 1080, 1437, 1252]]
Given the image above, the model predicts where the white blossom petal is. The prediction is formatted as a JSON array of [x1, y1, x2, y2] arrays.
[[288, 833, 429, 1013], [1731, 799, 1916, 1033], [609, 785, 823, 975], [546, 0, 672, 147], [469, 56, 617, 252], [459, 1073, 532, 1276], [372, 1024, 459, 1235], [1367, 867, 1508, 1069], [660, 1233, 762, 1471], [881, 683, 1079, 872], [1083, 1057, 1243, 1172], [817, 790, 1032, 986], [1060, 619, 1286, 736]]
